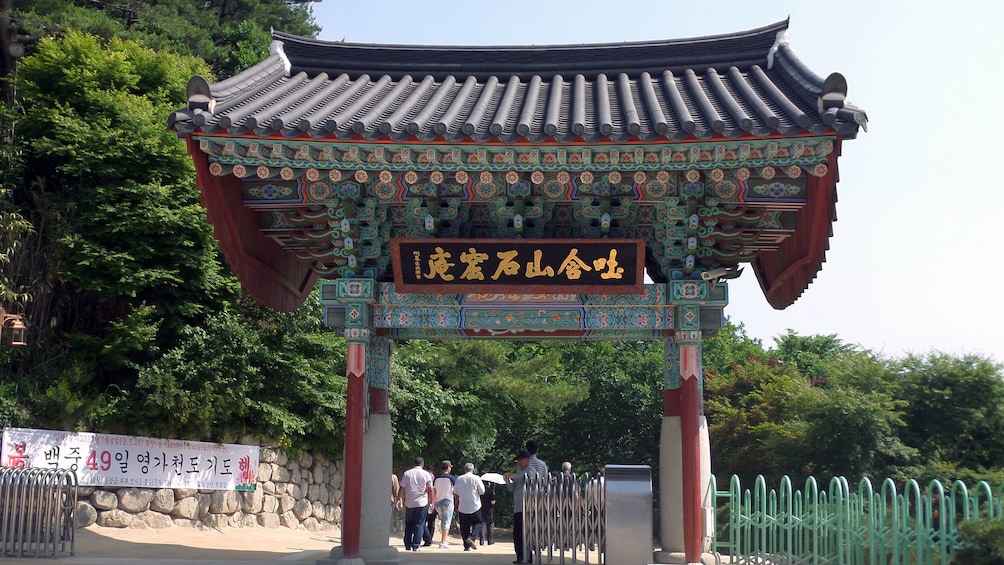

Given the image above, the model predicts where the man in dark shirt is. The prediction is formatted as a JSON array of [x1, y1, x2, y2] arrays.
[[478, 481, 496, 545], [505, 450, 540, 564]]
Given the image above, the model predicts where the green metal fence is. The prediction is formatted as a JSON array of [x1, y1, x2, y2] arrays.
[[711, 474, 1004, 565]]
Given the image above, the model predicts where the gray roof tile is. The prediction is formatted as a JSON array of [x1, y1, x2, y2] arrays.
[[169, 19, 867, 143]]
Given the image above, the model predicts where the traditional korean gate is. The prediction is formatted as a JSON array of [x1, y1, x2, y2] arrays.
[[169, 18, 866, 565]]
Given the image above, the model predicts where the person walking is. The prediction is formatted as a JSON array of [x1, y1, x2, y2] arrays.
[[390, 472, 403, 534], [397, 457, 434, 552], [557, 461, 578, 551], [422, 464, 436, 546], [433, 460, 457, 548], [454, 463, 486, 551], [505, 449, 541, 564], [526, 439, 549, 477], [478, 481, 496, 545]]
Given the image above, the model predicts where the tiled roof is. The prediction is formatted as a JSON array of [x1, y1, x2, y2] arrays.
[[169, 19, 867, 144], [170, 20, 868, 313]]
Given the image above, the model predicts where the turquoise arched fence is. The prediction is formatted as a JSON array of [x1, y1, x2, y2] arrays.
[[711, 474, 1004, 565]]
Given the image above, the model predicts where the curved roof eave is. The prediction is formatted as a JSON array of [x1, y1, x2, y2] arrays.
[[752, 149, 843, 309]]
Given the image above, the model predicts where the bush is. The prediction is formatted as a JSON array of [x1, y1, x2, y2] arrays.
[[951, 517, 1004, 565]]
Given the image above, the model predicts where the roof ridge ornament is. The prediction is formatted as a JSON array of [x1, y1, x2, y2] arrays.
[[818, 72, 848, 115], [269, 36, 291, 76], [186, 75, 215, 113], [766, 29, 789, 70]]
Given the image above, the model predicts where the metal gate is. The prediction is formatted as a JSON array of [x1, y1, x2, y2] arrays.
[[522, 472, 606, 564], [0, 467, 77, 558]]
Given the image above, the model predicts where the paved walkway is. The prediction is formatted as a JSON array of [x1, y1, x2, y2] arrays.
[[1, 525, 554, 565]]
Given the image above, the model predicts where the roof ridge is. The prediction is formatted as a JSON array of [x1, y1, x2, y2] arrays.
[[273, 19, 789, 51], [271, 20, 791, 81]]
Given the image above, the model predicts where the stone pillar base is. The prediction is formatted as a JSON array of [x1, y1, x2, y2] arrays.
[[653, 550, 717, 564], [319, 545, 404, 565]]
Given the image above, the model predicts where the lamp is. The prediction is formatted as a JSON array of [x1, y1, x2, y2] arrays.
[[0, 307, 28, 348]]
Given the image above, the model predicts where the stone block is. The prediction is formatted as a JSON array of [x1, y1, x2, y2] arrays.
[[171, 497, 200, 520], [197, 493, 211, 518], [151, 489, 175, 513], [262, 494, 279, 514], [209, 490, 239, 514], [96, 509, 133, 528], [203, 514, 228, 529], [75, 501, 97, 528], [279, 510, 298, 528], [90, 490, 118, 511], [137, 511, 173, 529], [241, 488, 263, 513], [271, 464, 290, 483], [257, 512, 280, 528], [258, 462, 272, 482], [293, 498, 312, 520], [117, 488, 154, 513]]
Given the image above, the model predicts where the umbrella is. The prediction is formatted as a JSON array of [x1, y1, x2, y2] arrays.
[[480, 472, 506, 484]]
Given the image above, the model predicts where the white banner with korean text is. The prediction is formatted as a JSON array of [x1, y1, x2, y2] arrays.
[[1, 427, 258, 491]]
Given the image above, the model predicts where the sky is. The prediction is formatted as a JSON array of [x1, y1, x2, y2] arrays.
[[308, 0, 1004, 363]]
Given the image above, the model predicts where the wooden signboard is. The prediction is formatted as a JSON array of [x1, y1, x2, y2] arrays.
[[391, 238, 645, 294]]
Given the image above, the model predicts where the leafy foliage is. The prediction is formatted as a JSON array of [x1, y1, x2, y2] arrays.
[[706, 323, 917, 486], [135, 293, 347, 452], [389, 340, 583, 470], [10, 0, 318, 75], [541, 341, 662, 474], [898, 353, 1004, 472], [0, 25, 346, 455], [702, 320, 766, 373], [704, 350, 804, 485], [10, 31, 234, 403], [951, 517, 1004, 565]]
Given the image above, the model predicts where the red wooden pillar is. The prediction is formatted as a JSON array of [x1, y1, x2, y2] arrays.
[[341, 340, 367, 559], [679, 343, 703, 564], [332, 279, 377, 563]]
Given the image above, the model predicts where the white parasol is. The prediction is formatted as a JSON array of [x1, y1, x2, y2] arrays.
[[480, 472, 506, 484]]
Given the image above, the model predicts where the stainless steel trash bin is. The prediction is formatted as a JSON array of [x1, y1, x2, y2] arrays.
[[604, 464, 652, 565]]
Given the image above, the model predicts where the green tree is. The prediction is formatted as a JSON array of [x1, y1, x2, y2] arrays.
[[389, 339, 579, 470], [770, 385, 914, 481], [0, 173, 32, 307], [898, 353, 1004, 473], [773, 330, 855, 383], [135, 292, 347, 452], [542, 341, 662, 474], [704, 353, 804, 485], [7, 31, 239, 430], [702, 318, 767, 374], [706, 336, 915, 485], [9, 0, 318, 76], [952, 517, 1004, 565]]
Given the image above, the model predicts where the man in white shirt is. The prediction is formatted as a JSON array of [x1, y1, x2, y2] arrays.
[[454, 463, 486, 551], [396, 457, 434, 552]]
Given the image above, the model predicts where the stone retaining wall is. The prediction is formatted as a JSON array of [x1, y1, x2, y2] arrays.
[[73, 447, 343, 531]]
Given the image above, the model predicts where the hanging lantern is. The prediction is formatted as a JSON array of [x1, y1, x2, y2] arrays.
[[9, 318, 26, 347]]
